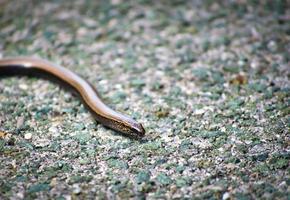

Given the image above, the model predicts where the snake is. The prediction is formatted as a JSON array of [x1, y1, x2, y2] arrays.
[[0, 57, 145, 139]]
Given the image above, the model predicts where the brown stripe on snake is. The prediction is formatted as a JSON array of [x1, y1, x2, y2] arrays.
[[0, 57, 145, 139]]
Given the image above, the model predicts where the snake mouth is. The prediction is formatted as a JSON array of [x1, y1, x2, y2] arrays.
[[132, 123, 145, 137], [123, 122, 145, 139]]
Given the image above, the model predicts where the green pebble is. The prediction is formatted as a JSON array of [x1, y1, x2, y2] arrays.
[[107, 158, 129, 169], [156, 173, 172, 186], [27, 183, 50, 193], [223, 65, 240, 73], [136, 171, 151, 184], [192, 67, 209, 81], [69, 175, 93, 184], [130, 79, 146, 88], [198, 130, 224, 138], [73, 131, 91, 144]]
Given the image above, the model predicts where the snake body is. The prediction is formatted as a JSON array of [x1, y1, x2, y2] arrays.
[[0, 57, 145, 138]]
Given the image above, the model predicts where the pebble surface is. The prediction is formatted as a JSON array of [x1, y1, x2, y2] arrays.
[[0, 0, 289, 199]]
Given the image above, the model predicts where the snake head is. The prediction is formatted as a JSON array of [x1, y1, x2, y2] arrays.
[[127, 122, 145, 139], [112, 120, 145, 139]]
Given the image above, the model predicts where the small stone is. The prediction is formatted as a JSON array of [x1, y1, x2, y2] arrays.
[[16, 192, 24, 199], [223, 65, 240, 73], [49, 126, 58, 133], [24, 133, 32, 140], [222, 192, 230, 200], [0, 131, 7, 138], [50, 178, 57, 187], [19, 84, 28, 90], [72, 184, 81, 194], [136, 171, 151, 184], [49, 126, 60, 137], [79, 159, 90, 165], [73, 131, 91, 144], [229, 74, 248, 85], [17, 116, 25, 129], [193, 106, 214, 115], [34, 139, 50, 147], [111, 0, 121, 5], [83, 17, 97, 28], [27, 183, 50, 193], [156, 173, 172, 186], [194, 108, 206, 115], [250, 60, 260, 69], [267, 40, 278, 52]]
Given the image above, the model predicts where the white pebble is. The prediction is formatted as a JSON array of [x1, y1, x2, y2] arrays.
[[222, 192, 230, 200], [24, 133, 32, 140]]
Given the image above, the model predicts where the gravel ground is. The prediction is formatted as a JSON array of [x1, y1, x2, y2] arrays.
[[0, 0, 289, 199]]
